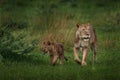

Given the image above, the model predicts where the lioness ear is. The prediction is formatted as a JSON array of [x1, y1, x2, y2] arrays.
[[76, 23, 80, 28]]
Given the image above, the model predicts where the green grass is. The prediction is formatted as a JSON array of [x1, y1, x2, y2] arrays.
[[0, 49, 120, 80], [0, 0, 120, 80]]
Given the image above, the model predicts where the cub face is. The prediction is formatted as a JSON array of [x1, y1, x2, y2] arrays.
[[41, 41, 51, 53]]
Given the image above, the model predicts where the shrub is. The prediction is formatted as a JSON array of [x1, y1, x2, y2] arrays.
[[2, 19, 28, 30], [0, 27, 36, 61]]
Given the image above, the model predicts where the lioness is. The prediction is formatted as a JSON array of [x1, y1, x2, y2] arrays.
[[41, 41, 67, 65], [73, 23, 97, 66]]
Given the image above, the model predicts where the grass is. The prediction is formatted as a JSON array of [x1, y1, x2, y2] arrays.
[[0, 49, 120, 80], [0, 0, 120, 80]]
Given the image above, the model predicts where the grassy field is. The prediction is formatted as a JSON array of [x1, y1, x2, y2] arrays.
[[0, 50, 120, 80], [0, 0, 120, 80]]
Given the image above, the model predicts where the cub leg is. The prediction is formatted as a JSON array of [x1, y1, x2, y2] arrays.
[[52, 54, 59, 65], [59, 54, 64, 64], [50, 55, 54, 64]]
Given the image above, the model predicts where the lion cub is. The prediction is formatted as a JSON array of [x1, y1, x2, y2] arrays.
[[41, 41, 67, 65]]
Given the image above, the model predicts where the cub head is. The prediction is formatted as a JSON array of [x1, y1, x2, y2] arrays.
[[41, 41, 54, 54]]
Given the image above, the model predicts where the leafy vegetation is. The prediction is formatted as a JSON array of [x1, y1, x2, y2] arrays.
[[0, 27, 36, 61]]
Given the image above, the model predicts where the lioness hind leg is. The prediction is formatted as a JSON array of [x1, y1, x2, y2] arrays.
[[52, 55, 59, 65], [91, 44, 97, 64], [73, 47, 81, 65]]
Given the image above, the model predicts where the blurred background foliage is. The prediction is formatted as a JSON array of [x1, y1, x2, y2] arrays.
[[0, 0, 120, 60]]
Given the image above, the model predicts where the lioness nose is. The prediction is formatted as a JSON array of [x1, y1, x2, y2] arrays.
[[86, 34, 89, 35]]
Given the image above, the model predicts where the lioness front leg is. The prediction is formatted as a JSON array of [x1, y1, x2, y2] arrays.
[[52, 55, 59, 65], [82, 48, 88, 66], [73, 47, 81, 65]]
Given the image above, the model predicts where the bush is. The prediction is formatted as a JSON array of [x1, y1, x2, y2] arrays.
[[2, 19, 28, 30], [0, 27, 36, 61]]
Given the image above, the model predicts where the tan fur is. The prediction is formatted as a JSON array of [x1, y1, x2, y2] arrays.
[[74, 23, 97, 66], [41, 41, 67, 65]]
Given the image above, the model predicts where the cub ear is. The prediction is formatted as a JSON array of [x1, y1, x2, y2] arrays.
[[86, 23, 90, 26], [42, 41, 45, 45], [51, 42, 54, 45], [76, 23, 80, 28], [47, 41, 51, 45]]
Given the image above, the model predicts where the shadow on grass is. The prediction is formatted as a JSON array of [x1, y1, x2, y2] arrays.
[[1, 53, 48, 65]]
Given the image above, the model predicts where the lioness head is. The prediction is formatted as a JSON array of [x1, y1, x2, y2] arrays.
[[76, 23, 91, 42], [76, 23, 91, 47]]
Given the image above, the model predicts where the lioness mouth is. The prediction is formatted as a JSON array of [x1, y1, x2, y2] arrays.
[[83, 37, 90, 41], [83, 39, 89, 41]]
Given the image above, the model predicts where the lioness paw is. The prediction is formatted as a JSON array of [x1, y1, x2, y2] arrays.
[[82, 61, 87, 66]]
